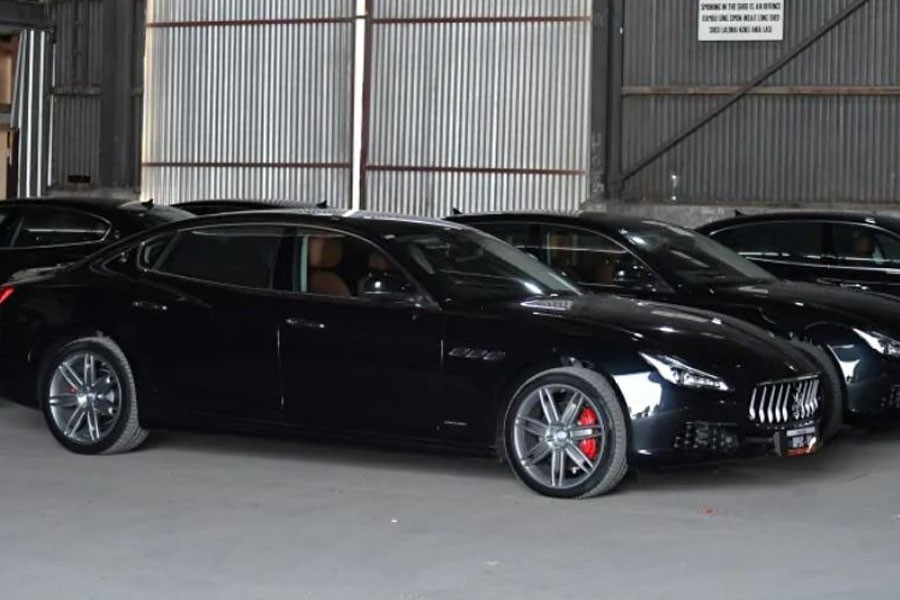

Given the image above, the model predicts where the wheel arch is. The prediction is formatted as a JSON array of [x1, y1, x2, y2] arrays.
[[492, 355, 634, 461], [31, 326, 161, 425]]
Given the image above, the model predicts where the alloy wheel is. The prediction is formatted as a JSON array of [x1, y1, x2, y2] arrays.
[[511, 384, 608, 490], [47, 351, 123, 445]]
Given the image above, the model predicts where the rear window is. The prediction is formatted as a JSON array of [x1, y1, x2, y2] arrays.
[[146, 225, 288, 289]]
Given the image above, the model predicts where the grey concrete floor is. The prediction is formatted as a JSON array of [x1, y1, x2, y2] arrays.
[[1, 397, 899, 600]]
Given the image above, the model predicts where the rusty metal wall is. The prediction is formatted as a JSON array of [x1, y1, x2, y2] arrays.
[[365, 0, 593, 217], [140, 0, 355, 205], [619, 0, 900, 204]]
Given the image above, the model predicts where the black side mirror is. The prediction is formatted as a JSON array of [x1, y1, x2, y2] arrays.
[[361, 272, 418, 303]]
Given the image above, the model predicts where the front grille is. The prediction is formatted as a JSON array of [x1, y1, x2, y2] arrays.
[[749, 376, 820, 425]]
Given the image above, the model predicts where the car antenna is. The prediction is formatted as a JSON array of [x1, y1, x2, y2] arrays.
[[734, 209, 744, 217], [451, 207, 464, 216], [316, 201, 328, 209], [141, 198, 155, 207]]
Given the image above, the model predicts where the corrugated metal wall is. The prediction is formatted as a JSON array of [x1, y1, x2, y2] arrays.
[[141, 0, 355, 206], [140, 0, 593, 214], [620, 0, 900, 204], [48, 0, 104, 188], [365, 0, 592, 216], [11, 29, 51, 197]]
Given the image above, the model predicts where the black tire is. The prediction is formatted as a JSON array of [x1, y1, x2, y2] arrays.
[[792, 341, 844, 441], [40, 336, 148, 455], [502, 367, 629, 499]]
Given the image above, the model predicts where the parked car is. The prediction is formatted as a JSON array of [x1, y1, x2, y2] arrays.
[[697, 211, 900, 297], [448, 212, 900, 438], [174, 199, 327, 215], [0, 210, 822, 498], [0, 197, 191, 283]]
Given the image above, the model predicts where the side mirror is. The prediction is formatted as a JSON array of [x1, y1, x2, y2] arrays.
[[361, 272, 418, 303]]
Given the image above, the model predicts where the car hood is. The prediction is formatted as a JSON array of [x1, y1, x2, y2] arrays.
[[712, 280, 900, 336], [494, 294, 815, 382]]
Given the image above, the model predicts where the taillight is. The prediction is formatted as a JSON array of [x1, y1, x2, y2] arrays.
[[0, 287, 14, 305]]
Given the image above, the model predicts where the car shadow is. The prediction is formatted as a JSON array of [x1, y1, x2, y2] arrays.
[[626, 426, 900, 493], [5, 397, 900, 494]]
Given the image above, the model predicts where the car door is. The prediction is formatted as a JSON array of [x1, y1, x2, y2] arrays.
[[824, 222, 900, 296], [118, 223, 290, 422], [707, 221, 829, 284], [0, 206, 110, 282], [274, 227, 443, 438]]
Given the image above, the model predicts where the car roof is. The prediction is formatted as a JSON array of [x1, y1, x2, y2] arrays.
[[169, 208, 471, 237], [173, 199, 327, 211], [697, 210, 900, 234], [447, 211, 673, 236]]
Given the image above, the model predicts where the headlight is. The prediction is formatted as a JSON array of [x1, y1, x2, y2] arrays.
[[640, 353, 731, 392], [853, 329, 900, 358]]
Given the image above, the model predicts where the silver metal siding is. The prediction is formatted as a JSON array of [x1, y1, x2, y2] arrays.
[[48, 0, 105, 188], [141, 0, 355, 206], [366, 0, 592, 216], [620, 0, 900, 204], [12, 29, 51, 197]]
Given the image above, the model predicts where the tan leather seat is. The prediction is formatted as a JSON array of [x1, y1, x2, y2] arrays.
[[358, 252, 396, 296], [308, 236, 351, 297]]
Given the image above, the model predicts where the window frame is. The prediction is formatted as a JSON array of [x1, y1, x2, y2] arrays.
[[537, 223, 672, 293], [286, 225, 437, 307], [136, 223, 293, 294], [468, 220, 672, 293], [135, 222, 439, 306], [7, 206, 112, 250], [709, 220, 829, 267], [826, 221, 900, 274]]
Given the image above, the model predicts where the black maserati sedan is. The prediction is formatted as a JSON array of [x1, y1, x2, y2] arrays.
[[697, 211, 900, 297], [449, 212, 900, 438], [0, 210, 821, 498], [0, 196, 191, 283]]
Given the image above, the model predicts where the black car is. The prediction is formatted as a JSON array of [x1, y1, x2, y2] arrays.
[[449, 212, 900, 437], [0, 210, 821, 498], [174, 199, 327, 215], [0, 197, 191, 283], [697, 211, 900, 297]]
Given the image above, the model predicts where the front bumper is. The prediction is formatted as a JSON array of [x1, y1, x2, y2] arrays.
[[618, 374, 822, 464], [840, 352, 900, 420]]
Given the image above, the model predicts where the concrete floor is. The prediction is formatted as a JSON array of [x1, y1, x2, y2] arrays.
[[1, 398, 899, 600]]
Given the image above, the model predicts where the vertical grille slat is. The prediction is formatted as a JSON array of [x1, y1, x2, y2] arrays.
[[748, 376, 821, 426]]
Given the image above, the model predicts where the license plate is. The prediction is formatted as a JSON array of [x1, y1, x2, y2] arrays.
[[775, 425, 818, 457]]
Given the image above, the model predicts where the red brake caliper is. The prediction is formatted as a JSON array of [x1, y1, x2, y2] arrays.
[[578, 408, 599, 460]]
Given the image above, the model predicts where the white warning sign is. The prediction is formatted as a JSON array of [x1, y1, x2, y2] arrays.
[[698, 1, 785, 41]]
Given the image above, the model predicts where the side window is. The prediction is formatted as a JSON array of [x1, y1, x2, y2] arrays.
[[540, 225, 658, 289], [830, 224, 900, 268], [148, 225, 287, 289], [712, 222, 825, 263], [474, 222, 539, 257], [10, 209, 109, 248], [294, 230, 416, 300]]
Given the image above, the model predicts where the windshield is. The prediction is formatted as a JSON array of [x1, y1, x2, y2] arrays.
[[619, 221, 776, 286], [386, 227, 581, 302]]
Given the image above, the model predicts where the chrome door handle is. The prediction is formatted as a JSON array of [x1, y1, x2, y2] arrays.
[[839, 283, 870, 291], [132, 300, 169, 312], [284, 317, 325, 330]]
